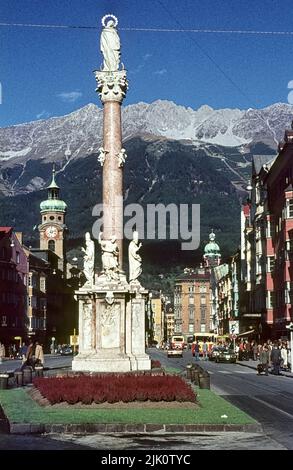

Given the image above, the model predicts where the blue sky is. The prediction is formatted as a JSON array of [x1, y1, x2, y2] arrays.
[[1, 0, 293, 127]]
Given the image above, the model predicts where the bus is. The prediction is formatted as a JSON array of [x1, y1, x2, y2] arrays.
[[191, 333, 216, 356], [215, 334, 230, 346], [170, 335, 185, 350]]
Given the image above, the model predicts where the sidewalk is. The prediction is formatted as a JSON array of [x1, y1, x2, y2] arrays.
[[237, 359, 293, 378]]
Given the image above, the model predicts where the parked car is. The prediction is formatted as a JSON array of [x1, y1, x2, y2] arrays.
[[209, 346, 222, 361], [60, 345, 73, 356], [214, 347, 237, 363], [167, 346, 183, 358]]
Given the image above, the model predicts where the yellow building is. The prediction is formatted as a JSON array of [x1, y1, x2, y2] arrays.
[[165, 304, 175, 340], [151, 293, 164, 346], [174, 267, 212, 338]]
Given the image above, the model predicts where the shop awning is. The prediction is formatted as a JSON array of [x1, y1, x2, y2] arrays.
[[237, 329, 255, 337]]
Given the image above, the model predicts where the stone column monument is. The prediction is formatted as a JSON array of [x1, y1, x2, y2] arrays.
[[72, 14, 151, 372]]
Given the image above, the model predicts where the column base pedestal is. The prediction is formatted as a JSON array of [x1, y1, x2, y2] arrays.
[[72, 283, 151, 373], [72, 354, 132, 372]]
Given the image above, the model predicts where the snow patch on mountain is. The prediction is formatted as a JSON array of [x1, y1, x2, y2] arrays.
[[0, 147, 32, 160]]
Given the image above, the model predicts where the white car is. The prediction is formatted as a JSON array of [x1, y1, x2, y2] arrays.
[[167, 347, 183, 358]]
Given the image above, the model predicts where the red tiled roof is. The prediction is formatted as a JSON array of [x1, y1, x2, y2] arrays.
[[0, 227, 12, 233]]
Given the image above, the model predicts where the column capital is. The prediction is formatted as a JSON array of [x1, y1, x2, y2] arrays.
[[94, 69, 128, 104]]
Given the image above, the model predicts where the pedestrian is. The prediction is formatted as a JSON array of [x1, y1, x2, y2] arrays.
[[34, 342, 44, 366], [271, 342, 282, 375], [253, 342, 258, 361], [19, 342, 28, 364], [0, 342, 5, 363], [202, 340, 208, 361], [267, 341, 272, 367], [281, 345, 288, 370], [258, 346, 269, 376], [25, 340, 35, 367], [194, 341, 200, 361], [287, 347, 291, 370], [245, 341, 251, 360]]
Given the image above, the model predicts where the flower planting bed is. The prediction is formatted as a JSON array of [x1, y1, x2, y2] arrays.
[[33, 374, 196, 405]]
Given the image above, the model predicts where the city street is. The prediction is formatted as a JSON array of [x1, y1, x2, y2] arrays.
[[1, 349, 292, 449], [150, 348, 293, 450], [0, 354, 72, 373]]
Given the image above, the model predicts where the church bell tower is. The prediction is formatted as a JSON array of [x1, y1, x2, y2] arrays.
[[39, 166, 68, 267]]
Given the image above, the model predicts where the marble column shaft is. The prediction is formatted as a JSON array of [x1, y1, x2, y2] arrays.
[[102, 100, 123, 268]]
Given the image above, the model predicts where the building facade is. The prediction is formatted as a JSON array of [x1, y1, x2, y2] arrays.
[[174, 267, 211, 337], [150, 293, 164, 346], [0, 228, 28, 347], [237, 124, 293, 338], [164, 302, 175, 341]]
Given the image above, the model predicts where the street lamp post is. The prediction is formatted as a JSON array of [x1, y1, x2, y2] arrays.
[[285, 323, 293, 374]]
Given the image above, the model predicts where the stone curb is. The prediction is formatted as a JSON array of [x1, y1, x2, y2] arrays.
[[9, 422, 262, 435]]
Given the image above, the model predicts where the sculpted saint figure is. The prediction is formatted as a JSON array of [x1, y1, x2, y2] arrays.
[[98, 232, 119, 281], [100, 19, 121, 71], [81, 232, 95, 286], [128, 231, 142, 283]]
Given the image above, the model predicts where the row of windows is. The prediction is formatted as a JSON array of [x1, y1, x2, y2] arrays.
[[266, 290, 293, 308], [28, 296, 47, 310], [0, 292, 26, 305], [286, 199, 293, 218], [188, 295, 207, 305], [1, 315, 22, 327], [28, 275, 46, 291], [187, 324, 206, 333], [266, 201, 293, 239], [29, 316, 46, 330], [0, 247, 21, 263], [43, 215, 62, 222], [0, 268, 23, 283], [175, 285, 208, 294], [188, 286, 207, 293]]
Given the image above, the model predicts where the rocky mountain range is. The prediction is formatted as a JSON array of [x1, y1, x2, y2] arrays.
[[0, 99, 290, 262]]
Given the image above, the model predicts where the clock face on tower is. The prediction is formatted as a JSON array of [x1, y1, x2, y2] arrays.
[[45, 225, 58, 239]]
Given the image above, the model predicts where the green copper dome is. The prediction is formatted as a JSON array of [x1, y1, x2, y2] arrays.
[[204, 231, 221, 256], [40, 199, 67, 212], [40, 165, 67, 213]]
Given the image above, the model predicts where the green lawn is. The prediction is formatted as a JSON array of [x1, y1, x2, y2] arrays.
[[0, 388, 255, 425], [163, 366, 182, 375]]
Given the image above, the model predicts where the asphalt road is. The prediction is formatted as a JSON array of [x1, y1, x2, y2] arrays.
[[1, 349, 292, 450], [151, 348, 293, 450], [0, 354, 72, 373]]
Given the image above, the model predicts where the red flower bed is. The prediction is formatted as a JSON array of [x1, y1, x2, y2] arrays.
[[33, 374, 196, 405], [151, 359, 162, 369]]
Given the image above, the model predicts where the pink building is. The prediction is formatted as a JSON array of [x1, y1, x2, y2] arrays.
[[0, 228, 28, 347], [241, 124, 293, 338]]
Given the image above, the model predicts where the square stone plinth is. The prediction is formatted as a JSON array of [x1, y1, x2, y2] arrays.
[[72, 285, 151, 373], [72, 355, 132, 372]]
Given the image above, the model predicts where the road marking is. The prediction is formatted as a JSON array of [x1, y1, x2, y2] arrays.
[[234, 370, 256, 374], [218, 370, 232, 374], [252, 396, 293, 419]]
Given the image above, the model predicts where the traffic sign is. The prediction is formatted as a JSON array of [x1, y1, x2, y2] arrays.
[[229, 320, 239, 335], [70, 335, 79, 346]]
